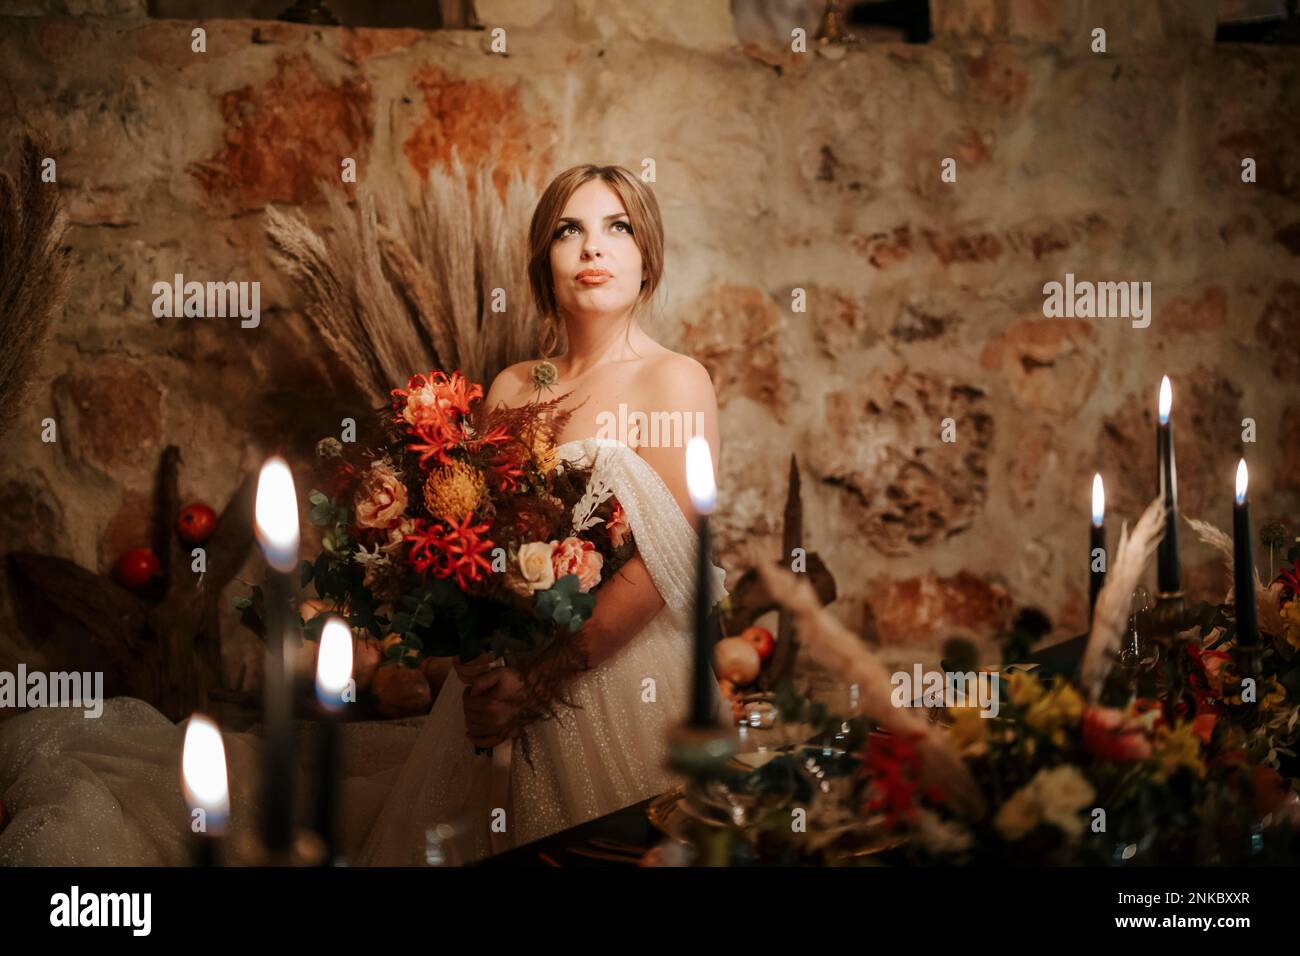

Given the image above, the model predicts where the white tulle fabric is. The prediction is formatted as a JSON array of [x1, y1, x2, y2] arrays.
[[0, 438, 728, 866]]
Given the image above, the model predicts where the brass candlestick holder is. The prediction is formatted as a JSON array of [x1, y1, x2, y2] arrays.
[[1143, 590, 1198, 725], [666, 722, 739, 867]]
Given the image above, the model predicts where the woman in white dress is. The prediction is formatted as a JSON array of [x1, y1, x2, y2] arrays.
[[358, 164, 730, 863], [0, 164, 730, 866]]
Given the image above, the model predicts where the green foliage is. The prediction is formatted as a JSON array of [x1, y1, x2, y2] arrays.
[[533, 574, 596, 634], [230, 586, 265, 640]]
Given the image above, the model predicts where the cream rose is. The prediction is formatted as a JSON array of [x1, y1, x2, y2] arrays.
[[517, 541, 557, 592], [355, 460, 409, 530], [552, 536, 604, 593], [994, 765, 1095, 842]]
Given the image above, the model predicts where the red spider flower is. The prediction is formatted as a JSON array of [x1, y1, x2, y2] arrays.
[[391, 370, 481, 424], [404, 515, 495, 591], [486, 447, 527, 492], [1186, 644, 1232, 705], [1274, 559, 1300, 600], [325, 460, 361, 501], [462, 425, 525, 491], [859, 732, 942, 829], [391, 371, 483, 468]]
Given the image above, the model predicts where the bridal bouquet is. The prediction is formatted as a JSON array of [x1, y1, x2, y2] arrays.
[[237, 369, 637, 732]]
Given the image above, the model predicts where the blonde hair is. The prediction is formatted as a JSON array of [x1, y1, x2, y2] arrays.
[[526, 164, 665, 358]]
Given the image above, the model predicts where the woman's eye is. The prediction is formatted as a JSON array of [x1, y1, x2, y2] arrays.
[[555, 223, 577, 239], [614, 221, 632, 234]]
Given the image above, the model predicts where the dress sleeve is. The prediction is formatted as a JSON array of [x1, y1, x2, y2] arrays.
[[597, 444, 728, 633]]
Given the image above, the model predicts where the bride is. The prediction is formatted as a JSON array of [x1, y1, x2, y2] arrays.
[[0, 164, 731, 866]]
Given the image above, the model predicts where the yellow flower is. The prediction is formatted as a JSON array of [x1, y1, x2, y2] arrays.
[[947, 705, 988, 756], [994, 786, 1041, 841], [1024, 679, 1085, 747], [422, 459, 486, 521], [1152, 722, 1206, 783], [1007, 671, 1044, 708], [1261, 677, 1286, 713], [1281, 599, 1300, 652]]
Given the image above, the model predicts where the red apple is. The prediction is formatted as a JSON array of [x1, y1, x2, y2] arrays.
[[176, 502, 217, 545], [114, 547, 161, 589], [740, 626, 775, 662]]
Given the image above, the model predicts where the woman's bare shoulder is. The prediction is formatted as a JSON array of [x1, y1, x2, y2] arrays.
[[485, 359, 540, 408], [637, 349, 715, 404]]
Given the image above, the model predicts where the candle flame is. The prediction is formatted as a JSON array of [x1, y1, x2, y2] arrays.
[[1158, 376, 1172, 425], [181, 714, 229, 830], [685, 436, 716, 515], [316, 616, 354, 708], [254, 456, 300, 572], [1236, 458, 1248, 505], [1091, 473, 1105, 526]]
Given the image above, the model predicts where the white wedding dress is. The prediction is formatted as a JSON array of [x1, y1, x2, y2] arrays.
[[0, 437, 729, 866]]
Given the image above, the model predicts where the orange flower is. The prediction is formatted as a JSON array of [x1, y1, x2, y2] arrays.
[[607, 500, 631, 548], [1192, 711, 1217, 745], [391, 371, 481, 468], [392, 370, 479, 429]]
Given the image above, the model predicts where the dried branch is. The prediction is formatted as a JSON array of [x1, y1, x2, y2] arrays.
[[0, 135, 70, 440]]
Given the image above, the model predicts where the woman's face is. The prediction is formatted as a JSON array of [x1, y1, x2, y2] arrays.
[[549, 179, 646, 323]]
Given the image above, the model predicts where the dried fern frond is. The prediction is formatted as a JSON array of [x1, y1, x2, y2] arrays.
[[756, 562, 986, 821], [1081, 497, 1166, 700], [0, 136, 70, 440]]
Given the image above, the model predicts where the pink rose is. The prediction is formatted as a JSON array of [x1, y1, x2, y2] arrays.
[[551, 536, 604, 593], [354, 460, 409, 529], [1081, 706, 1152, 763], [607, 501, 631, 548]]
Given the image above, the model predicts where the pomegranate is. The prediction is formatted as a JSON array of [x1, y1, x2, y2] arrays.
[[114, 547, 161, 589]]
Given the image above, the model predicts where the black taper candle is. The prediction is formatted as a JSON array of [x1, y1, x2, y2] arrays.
[[1156, 377, 1181, 593], [181, 714, 229, 868], [1233, 459, 1259, 648], [690, 516, 716, 727], [1089, 524, 1106, 619], [316, 709, 340, 865], [1090, 473, 1106, 621], [262, 569, 296, 853]]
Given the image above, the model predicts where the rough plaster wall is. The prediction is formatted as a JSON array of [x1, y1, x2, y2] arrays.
[[0, 0, 1296, 683]]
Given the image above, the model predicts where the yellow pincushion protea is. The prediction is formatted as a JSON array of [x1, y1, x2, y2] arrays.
[[423, 459, 487, 521]]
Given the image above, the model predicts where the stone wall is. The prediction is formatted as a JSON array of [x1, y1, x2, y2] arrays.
[[1, 0, 1297, 682]]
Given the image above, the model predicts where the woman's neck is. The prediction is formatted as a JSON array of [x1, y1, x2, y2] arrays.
[[559, 310, 644, 378]]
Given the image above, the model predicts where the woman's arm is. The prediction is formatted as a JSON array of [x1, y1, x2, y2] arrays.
[[572, 552, 666, 669]]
